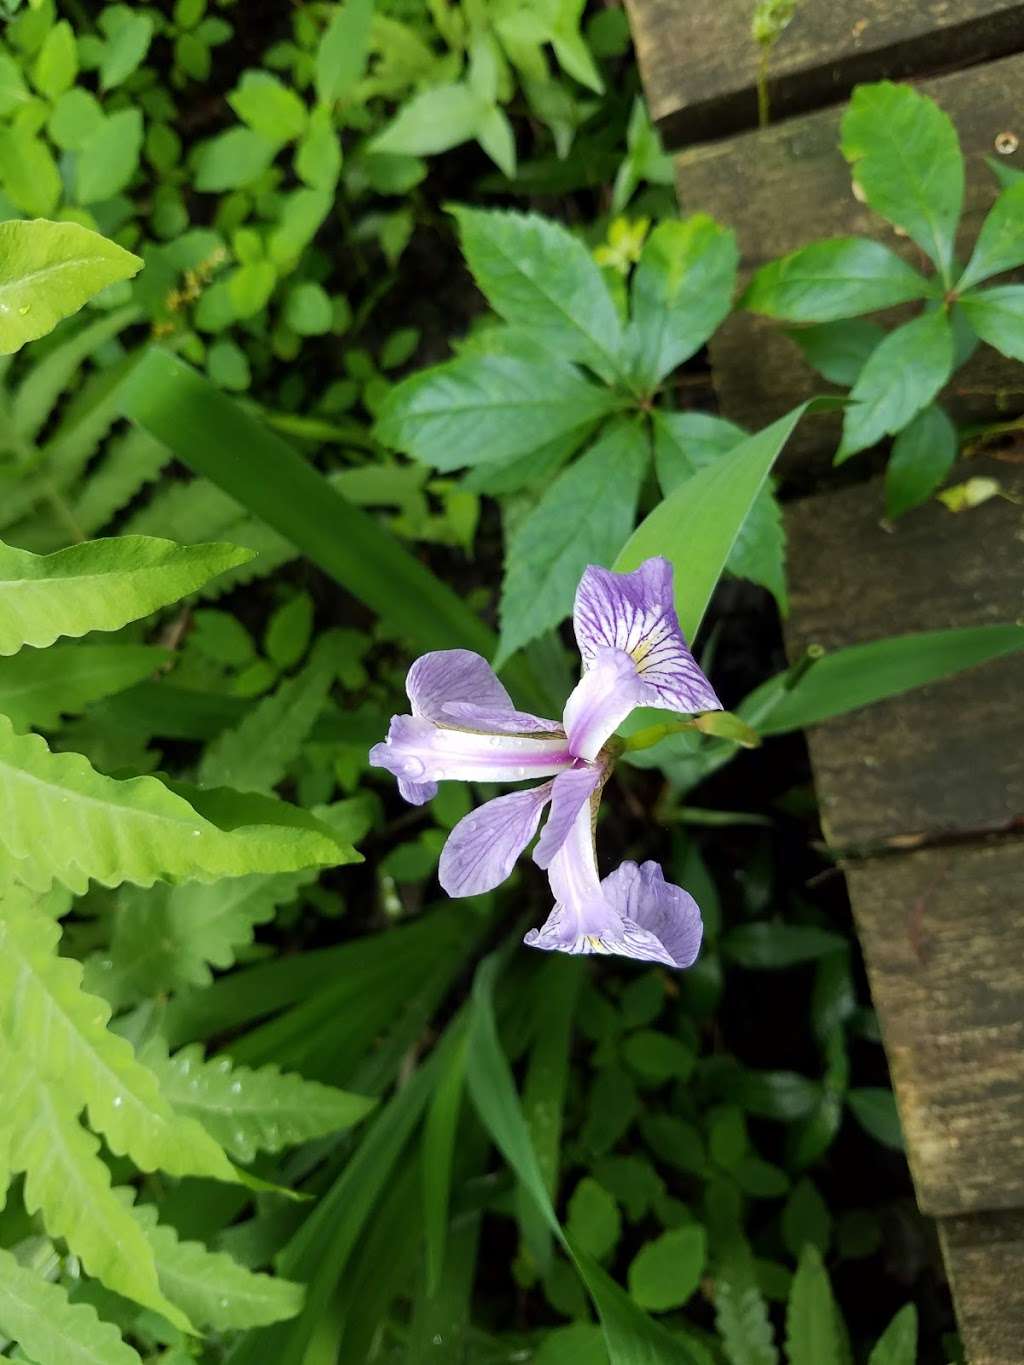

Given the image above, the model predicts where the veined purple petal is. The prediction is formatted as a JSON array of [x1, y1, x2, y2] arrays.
[[573, 559, 722, 716], [370, 714, 573, 793], [524, 802, 621, 956], [406, 649, 514, 722], [439, 782, 553, 896], [440, 701, 562, 734], [533, 764, 602, 870], [525, 907, 683, 967], [562, 648, 645, 761], [602, 860, 703, 968]]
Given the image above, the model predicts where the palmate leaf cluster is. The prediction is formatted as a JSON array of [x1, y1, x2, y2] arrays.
[[743, 79, 1024, 517]]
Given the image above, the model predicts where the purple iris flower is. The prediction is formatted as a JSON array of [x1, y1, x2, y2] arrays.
[[370, 557, 719, 969]]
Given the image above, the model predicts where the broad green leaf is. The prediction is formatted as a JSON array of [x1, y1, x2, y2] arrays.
[[370, 83, 488, 159], [867, 1304, 918, 1365], [0, 1244, 141, 1365], [959, 283, 1024, 360], [31, 19, 77, 98], [144, 1040, 374, 1163], [722, 924, 846, 969], [0, 715, 350, 893], [316, 0, 374, 104], [847, 1088, 904, 1150], [787, 319, 885, 385], [466, 955, 699, 1365], [784, 1245, 850, 1365], [0, 642, 166, 730], [535, 1324, 610, 1365], [377, 353, 619, 472], [884, 403, 958, 518], [0, 220, 141, 354], [628, 215, 738, 386], [958, 179, 1024, 290], [497, 417, 647, 663], [628, 1227, 706, 1311], [100, 11, 153, 89], [118, 351, 514, 670], [617, 404, 809, 640], [195, 127, 278, 192], [0, 129, 61, 216], [736, 1070, 820, 1120], [0, 535, 252, 655], [567, 1178, 622, 1261], [840, 81, 963, 281], [133, 1200, 303, 1331], [0, 897, 236, 1182], [3, 1048, 190, 1329], [452, 206, 625, 384], [747, 623, 1024, 735], [781, 1179, 832, 1259], [742, 238, 929, 322], [229, 70, 307, 143], [837, 309, 954, 462], [653, 412, 787, 614], [76, 109, 144, 204]]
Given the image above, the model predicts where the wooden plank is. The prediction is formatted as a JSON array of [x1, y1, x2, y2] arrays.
[[782, 458, 1024, 849], [940, 1210, 1024, 1364], [626, 0, 1024, 147], [674, 52, 1024, 474], [845, 841, 1024, 1218]]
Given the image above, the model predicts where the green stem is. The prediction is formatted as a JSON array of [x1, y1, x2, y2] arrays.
[[756, 47, 771, 128]]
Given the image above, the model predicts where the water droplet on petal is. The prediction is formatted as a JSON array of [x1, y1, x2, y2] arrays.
[[402, 756, 426, 779], [488, 736, 502, 748]]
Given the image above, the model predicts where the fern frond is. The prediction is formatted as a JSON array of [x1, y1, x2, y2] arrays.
[[0, 534, 253, 655], [713, 1227, 779, 1365], [72, 428, 171, 539], [199, 648, 335, 793], [124, 479, 296, 597], [4, 1052, 190, 1330], [131, 1201, 304, 1331], [93, 869, 315, 1008], [0, 715, 348, 892], [0, 1244, 141, 1365], [143, 1040, 376, 1163], [0, 897, 236, 1182]]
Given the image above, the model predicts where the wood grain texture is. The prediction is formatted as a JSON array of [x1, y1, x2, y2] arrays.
[[940, 1210, 1024, 1364], [846, 841, 1024, 1218], [626, 0, 1024, 146], [674, 53, 1024, 475], [782, 458, 1024, 848]]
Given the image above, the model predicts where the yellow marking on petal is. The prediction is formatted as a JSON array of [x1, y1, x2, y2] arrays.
[[630, 640, 652, 668], [587, 935, 605, 950]]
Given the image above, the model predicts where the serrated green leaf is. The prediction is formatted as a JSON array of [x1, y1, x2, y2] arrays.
[[452, 206, 625, 384], [132, 1201, 304, 1330], [840, 81, 963, 280], [628, 1226, 706, 1311], [787, 318, 885, 386], [370, 83, 489, 160], [3, 1049, 190, 1330], [837, 309, 954, 462], [0, 1244, 141, 1365], [0, 535, 252, 655], [0, 221, 141, 354], [0, 715, 348, 893], [867, 1304, 918, 1365], [652, 412, 787, 614], [144, 1040, 375, 1162], [628, 215, 738, 386], [743, 238, 928, 322], [0, 642, 166, 730], [885, 402, 958, 518], [0, 897, 236, 1183], [785, 1245, 850, 1365], [376, 352, 619, 472], [497, 417, 648, 663], [959, 179, 1024, 290], [959, 283, 1024, 360]]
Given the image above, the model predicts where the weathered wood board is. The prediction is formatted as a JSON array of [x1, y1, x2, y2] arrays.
[[846, 842, 1024, 1218], [940, 1210, 1024, 1365], [626, 0, 1024, 146], [675, 52, 1024, 474], [782, 458, 1024, 850]]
